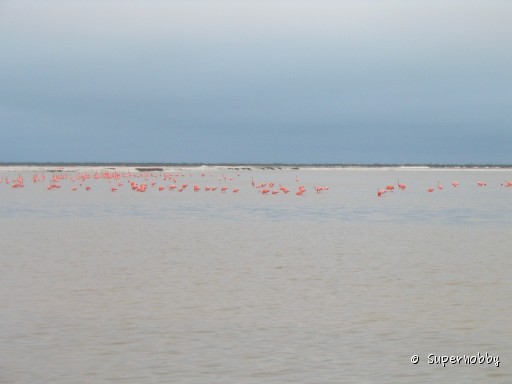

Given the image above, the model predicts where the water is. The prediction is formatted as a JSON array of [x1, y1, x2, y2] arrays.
[[1, 166, 511, 383]]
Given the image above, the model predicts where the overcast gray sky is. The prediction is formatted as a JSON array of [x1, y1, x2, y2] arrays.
[[1, 0, 510, 164]]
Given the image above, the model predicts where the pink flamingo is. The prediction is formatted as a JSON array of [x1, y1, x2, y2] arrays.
[[296, 186, 306, 196]]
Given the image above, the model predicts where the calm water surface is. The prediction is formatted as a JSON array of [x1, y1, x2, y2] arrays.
[[1, 168, 511, 383]]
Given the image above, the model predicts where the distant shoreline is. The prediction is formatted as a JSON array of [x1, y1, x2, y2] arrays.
[[1, 163, 511, 172], [1, 162, 511, 167]]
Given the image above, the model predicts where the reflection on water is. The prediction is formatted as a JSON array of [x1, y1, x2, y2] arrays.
[[1, 169, 511, 383]]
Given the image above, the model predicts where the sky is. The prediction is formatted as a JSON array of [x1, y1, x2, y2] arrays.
[[0, 0, 511, 164]]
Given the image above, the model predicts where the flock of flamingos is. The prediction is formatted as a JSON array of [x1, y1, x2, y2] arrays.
[[1, 170, 512, 197], [375, 179, 512, 197], [1, 171, 315, 195]]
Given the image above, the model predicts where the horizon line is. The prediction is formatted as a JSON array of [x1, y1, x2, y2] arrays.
[[1, 162, 511, 168]]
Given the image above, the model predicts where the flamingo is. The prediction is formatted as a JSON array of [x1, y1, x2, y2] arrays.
[[437, 181, 444, 190], [279, 185, 290, 193], [397, 180, 406, 190], [12, 178, 24, 188], [452, 181, 459, 187], [427, 187, 434, 192], [377, 188, 387, 197], [296, 186, 306, 196], [315, 186, 329, 193], [47, 183, 61, 190]]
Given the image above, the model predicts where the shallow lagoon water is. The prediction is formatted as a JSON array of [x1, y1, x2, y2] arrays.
[[1, 167, 511, 383]]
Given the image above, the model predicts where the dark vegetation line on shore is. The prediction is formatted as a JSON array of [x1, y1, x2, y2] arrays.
[[0, 162, 512, 169]]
